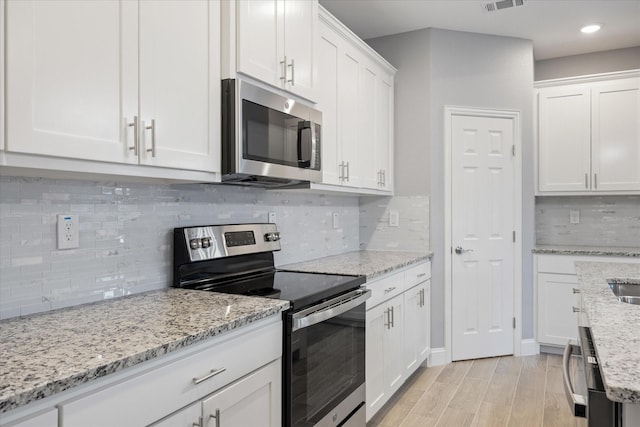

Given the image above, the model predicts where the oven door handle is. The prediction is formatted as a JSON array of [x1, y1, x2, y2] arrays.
[[292, 289, 371, 332], [562, 340, 587, 418]]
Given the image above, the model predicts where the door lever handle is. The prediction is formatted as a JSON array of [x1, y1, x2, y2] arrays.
[[454, 246, 474, 255]]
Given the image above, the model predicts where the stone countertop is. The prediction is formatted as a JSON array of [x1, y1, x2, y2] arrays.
[[574, 261, 640, 403], [280, 250, 432, 280], [533, 245, 640, 257], [0, 289, 289, 413]]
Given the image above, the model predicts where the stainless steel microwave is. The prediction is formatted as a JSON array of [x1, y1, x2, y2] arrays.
[[221, 79, 322, 188]]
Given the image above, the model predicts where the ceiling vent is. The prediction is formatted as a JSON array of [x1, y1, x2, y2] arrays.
[[481, 0, 526, 13]]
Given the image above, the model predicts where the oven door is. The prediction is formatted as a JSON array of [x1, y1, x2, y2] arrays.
[[285, 288, 371, 427]]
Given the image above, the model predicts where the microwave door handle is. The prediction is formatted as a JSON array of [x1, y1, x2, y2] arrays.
[[291, 289, 371, 332], [309, 123, 318, 169], [562, 340, 587, 418], [297, 121, 312, 168]]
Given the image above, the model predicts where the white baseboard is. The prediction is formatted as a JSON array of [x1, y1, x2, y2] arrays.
[[427, 347, 448, 366], [519, 339, 539, 356]]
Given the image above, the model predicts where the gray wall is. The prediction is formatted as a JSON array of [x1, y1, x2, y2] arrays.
[[535, 46, 640, 81], [368, 28, 535, 348], [536, 196, 640, 247], [0, 176, 360, 319]]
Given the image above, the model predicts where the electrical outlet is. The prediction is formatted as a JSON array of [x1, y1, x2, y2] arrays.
[[332, 212, 340, 229], [570, 210, 580, 224], [57, 214, 80, 249], [268, 212, 277, 223], [389, 210, 400, 227]]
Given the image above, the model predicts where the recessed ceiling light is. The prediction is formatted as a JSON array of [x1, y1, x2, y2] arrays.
[[581, 24, 602, 34]]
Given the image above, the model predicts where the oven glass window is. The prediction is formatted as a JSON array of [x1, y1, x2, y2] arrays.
[[242, 100, 318, 170], [290, 303, 365, 426]]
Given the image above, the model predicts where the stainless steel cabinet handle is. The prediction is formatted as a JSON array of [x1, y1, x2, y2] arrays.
[[585, 173, 588, 189], [572, 288, 581, 294], [192, 416, 203, 427], [339, 162, 345, 181], [390, 305, 394, 328], [288, 59, 295, 86], [280, 56, 287, 82], [209, 409, 220, 427], [127, 116, 139, 155], [192, 367, 226, 385], [345, 161, 350, 182], [145, 119, 156, 157], [455, 246, 474, 255], [384, 308, 391, 329], [382, 170, 386, 186], [384, 286, 396, 294], [594, 173, 598, 189], [572, 306, 582, 313]]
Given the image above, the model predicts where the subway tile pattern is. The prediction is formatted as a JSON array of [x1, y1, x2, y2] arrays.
[[359, 196, 430, 252], [535, 196, 640, 247], [0, 176, 359, 319]]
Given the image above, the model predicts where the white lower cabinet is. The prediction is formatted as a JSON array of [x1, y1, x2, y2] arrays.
[[152, 360, 281, 427], [53, 318, 281, 427], [365, 261, 431, 422], [1, 409, 57, 427], [536, 254, 640, 348], [404, 280, 431, 375]]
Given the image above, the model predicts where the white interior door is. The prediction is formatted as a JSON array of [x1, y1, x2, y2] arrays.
[[451, 114, 515, 361]]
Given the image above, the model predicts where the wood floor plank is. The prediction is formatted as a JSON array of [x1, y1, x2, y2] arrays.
[[482, 356, 523, 406], [466, 357, 500, 380], [471, 401, 511, 427], [543, 392, 581, 427]]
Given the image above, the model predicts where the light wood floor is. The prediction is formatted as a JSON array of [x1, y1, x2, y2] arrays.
[[367, 354, 588, 427]]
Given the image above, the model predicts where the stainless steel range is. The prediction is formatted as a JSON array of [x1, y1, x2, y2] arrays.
[[173, 223, 370, 427]]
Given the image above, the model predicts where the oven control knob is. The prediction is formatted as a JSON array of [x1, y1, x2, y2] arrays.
[[264, 232, 281, 242], [201, 237, 211, 248], [189, 238, 202, 249]]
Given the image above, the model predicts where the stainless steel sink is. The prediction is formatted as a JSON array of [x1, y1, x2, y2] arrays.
[[608, 280, 640, 305]]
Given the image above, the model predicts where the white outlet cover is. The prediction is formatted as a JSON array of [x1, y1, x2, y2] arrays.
[[570, 210, 580, 224], [332, 212, 340, 229], [57, 214, 80, 249], [268, 212, 277, 223], [389, 210, 400, 227]]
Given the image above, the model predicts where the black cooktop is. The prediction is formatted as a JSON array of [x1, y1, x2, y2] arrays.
[[188, 269, 365, 311]]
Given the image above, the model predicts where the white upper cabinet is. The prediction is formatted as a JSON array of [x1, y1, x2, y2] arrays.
[[138, 0, 220, 172], [5, 0, 220, 175], [236, 0, 318, 101], [591, 78, 640, 191], [315, 7, 396, 194], [537, 73, 640, 194], [6, 0, 138, 164]]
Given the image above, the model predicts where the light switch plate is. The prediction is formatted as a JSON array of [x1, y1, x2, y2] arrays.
[[57, 214, 80, 249], [570, 210, 580, 224], [268, 212, 276, 223]]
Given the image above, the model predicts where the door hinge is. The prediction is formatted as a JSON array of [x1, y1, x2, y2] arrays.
[[512, 145, 515, 157], [513, 231, 516, 242], [513, 317, 516, 329]]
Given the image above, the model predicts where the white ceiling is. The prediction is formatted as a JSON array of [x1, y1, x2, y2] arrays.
[[319, 0, 640, 60]]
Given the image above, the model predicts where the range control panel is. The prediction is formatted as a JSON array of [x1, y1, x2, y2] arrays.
[[180, 223, 281, 262]]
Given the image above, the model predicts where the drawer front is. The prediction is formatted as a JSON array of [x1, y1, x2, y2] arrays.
[[366, 272, 405, 309], [60, 320, 282, 427], [536, 254, 640, 274], [404, 262, 430, 288]]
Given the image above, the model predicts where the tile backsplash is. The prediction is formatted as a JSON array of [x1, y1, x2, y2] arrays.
[[0, 176, 359, 319], [535, 196, 640, 247], [360, 196, 430, 252]]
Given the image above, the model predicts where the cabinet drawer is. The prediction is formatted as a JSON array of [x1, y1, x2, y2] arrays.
[[537, 255, 578, 274], [404, 262, 430, 288], [366, 272, 404, 309], [60, 321, 282, 427]]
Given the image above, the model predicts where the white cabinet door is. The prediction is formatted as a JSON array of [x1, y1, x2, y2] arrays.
[[365, 294, 404, 421], [359, 60, 378, 190], [376, 72, 394, 191], [202, 359, 281, 427], [236, 0, 282, 89], [150, 402, 201, 427], [6, 0, 138, 164], [317, 20, 341, 186], [538, 85, 591, 192], [403, 280, 430, 376], [282, 0, 317, 100], [339, 49, 361, 187], [138, 0, 219, 172], [537, 273, 579, 346], [591, 77, 640, 192]]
